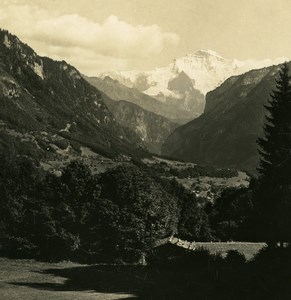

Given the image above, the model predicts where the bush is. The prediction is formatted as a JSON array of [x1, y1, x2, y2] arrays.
[[54, 139, 69, 150], [1, 236, 37, 258], [225, 250, 246, 265]]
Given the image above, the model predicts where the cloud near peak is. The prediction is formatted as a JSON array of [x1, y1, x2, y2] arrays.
[[0, 4, 180, 74]]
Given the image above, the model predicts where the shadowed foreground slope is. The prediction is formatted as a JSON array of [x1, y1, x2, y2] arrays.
[[3, 245, 291, 300]]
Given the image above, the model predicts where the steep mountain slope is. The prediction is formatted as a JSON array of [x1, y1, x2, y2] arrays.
[[102, 96, 178, 154], [0, 29, 145, 163], [162, 63, 287, 173], [84, 75, 198, 122], [99, 50, 285, 118]]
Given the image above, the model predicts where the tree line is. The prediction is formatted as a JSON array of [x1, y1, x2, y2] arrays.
[[0, 154, 220, 262]]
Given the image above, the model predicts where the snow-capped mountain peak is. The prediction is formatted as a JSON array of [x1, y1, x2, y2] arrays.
[[170, 51, 239, 94], [97, 51, 287, 119], [100, 50, 287, 96]]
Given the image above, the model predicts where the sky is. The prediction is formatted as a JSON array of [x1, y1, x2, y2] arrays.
[[0, 0, 291, 75]]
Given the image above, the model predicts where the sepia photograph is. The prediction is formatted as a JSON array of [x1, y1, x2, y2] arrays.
[[0, 0, 291, 299]]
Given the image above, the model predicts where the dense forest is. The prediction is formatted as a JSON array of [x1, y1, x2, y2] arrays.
[[0, 153, 253, 263]]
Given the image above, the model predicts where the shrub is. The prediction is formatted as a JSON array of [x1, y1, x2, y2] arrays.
[[225, 250, 246, 265]]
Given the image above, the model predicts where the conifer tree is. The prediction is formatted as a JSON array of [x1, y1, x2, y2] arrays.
[[256, 62, 291, 245]]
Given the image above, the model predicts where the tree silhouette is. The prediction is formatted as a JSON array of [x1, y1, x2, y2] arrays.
[[255, 62, 291, 246]]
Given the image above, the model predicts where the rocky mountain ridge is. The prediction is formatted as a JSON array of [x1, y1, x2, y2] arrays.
[[0, 29, 146, 168]]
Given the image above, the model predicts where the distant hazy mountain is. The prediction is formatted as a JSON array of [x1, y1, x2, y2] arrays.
[[103, 97, 179, 154], [0, 29, 146, 162], [84, 76, 179, 153], [162, 63, 287, 173], [99, 50, 286, 118], [84, 75, 197, 122]]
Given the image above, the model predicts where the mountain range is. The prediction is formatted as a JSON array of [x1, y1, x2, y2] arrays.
[[162, 63, 287, 173], [85, 74, 201, 123], [82, 75, 180, 153], [99, 50, 286, 119], [1, 28, 289, 173]]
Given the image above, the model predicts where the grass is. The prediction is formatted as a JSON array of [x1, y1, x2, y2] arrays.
[[170, 239, 266, 260], [0, 241, 266, 299], [0, 258, 136, 299]]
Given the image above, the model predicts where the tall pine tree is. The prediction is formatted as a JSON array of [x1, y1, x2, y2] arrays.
[[256, 62, 291, 246]]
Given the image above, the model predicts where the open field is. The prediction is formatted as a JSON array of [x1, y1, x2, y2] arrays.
[[143, 157, 196, 169], [143, 156, 250, 200], [0, 241, 266, 299], [0, 258, 137, 300], [177, 171, 249, 190], [176, 171, 249, 199], [170, 239, 266, 260]]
